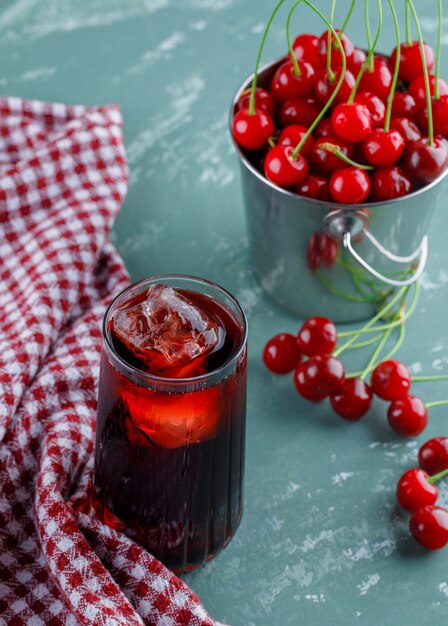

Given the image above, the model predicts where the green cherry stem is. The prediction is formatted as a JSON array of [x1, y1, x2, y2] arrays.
[[428, 467, 448, 485], [347, 0, 382, 104], [413, 374, 448, 382], [327, 0, 337, 81], [249, 0, 287, 115], [405, 0, 412, 45], [359, 324, 394, 380], [434, 0, 443, 100], [365, 0, 376, 72], [291, 0, 347, 159], [340, 0, 356, 35], [319, 142, 375, 170], [287, 1, 303, 76], [333, 285, 408, 357], [425, 400, 448, 410], [384, 0, 401, 132], [350, 333, 386, 349], [406, 0, 434, 145]]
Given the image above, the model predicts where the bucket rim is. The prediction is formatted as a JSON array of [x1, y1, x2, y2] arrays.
[[229, 57, 448, 210]]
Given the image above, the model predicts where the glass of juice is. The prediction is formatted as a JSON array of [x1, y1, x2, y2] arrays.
[[94, 275, 248, 572]]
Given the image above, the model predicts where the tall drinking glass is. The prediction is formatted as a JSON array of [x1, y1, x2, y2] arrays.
[[94, 275, 248, 572]]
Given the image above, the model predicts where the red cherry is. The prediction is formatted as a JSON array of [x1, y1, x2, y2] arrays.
[[391, 92, 418, 121], [390, 117, 422, 142], [271, 61, 316, 101], [293, 33, 320, 67], [232, 108, 274, 150], [348, 48, 367, 77], [263, 332, 302, 374], [237, 88, 275, 116], [370, 166, 412, 201], [294, 362, 327, 402], [310, 136, 354, 176], [363, 129, 405, 167], [403, 137, 448, 184], [315, 118, 333, 138], [419, 437, 448, 474], [371, 360, 411, 401], [390, 41, 435, 82], [396, 468, 438, 512], [416, 95, 448, 136], [360, 61, 392, 99], [303, 354, 345, 395], [408, 74, 448, 103], [264, 145, 309, 188], [296, 173, 331, 200], [330, 378, 373, 421], [279, 96, 321, 127], [387, 395, 428, 437], [331, 101, 372, 143], [297, 316, 337, 356], [314, 67, 356, 106], [355, 92, 386, 129], [278, 124, 314, 158], [409, 505, 448, 550], [329, 167, 371, 204], [306, 232, 339, 270], [317, 29, 355, 68]]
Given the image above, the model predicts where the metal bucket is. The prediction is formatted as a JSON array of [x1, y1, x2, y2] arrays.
[[231, 59, 448, 323]]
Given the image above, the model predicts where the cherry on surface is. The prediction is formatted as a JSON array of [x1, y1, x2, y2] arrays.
[[408, 74, 448, 103], [314, 67, 356, 106], [329, 167, 371, 204], [232, 108, 274, 150], [387, 395, 428, 438], [262, 332, 302, 374], [416, 96, 448, 137], [278, 124, 314, 158], [371, 360, 411, 401], [330, 378, 373, 421], [363, 129, 405, 167], [391, 92, 418, 121], [279, 96, 321, 127], [403, 137, 448, 184], [264, 145, 309, 187], [297, 316, 337, 357], [396, 468, 438, 512], [294, 362, 327, 402], [271, 61, 316, 101], [360, 61, 392, 99], [409, 505, 448, 550], [390, 41, 435, 82], [310, 136, 354, 176], [331, 101, 372, 143], [296, 173, 331, 200], [390, 117, 422, 142], [370, 166, 413, 201], [293, 33, 320, 68], [237, 88, 275, 116], [316, 29, 355, 68], [303, 354, 346, 395], [419, 437, 448, 475], [355, 92, 386, 129]]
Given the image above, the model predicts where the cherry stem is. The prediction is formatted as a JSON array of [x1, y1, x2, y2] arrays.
[[326, 0, 337, 81], [434, 0, 443, 100], [384, 0, 401, 132], [426, 399, 448, 410], [350, 333, 385, 349], [413, 374, 448, 382], [338, 281, 419, 338], [405, 1, 412, 45], [340, 0, 356, 35], [360, 323, 394, 380], [287, 1, 302, 77], [428, 467, 448, 485], [319, 143, 375, 170], [348, 0, 382, 104], [365, 0, 375, 72], [249, 0, 287, 116], [406, 0, 434, 145], [333, 285, 408, 357], [291, 0, 347, 159]]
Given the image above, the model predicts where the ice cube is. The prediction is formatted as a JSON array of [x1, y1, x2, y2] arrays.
[[112, 284, 223, 374]]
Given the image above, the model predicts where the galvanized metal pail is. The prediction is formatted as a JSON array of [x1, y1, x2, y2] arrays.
[[231, 59, 448, 323]]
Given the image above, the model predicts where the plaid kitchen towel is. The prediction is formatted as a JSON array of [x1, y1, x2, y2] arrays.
[[0, 97, 226, 626]]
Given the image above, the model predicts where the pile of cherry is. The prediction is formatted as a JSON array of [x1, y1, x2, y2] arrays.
[[233, 30, 448, 203], [263, 316, 448, 549]]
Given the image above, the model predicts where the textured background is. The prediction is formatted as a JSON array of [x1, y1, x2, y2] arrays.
[[1, 0, 448, 624]]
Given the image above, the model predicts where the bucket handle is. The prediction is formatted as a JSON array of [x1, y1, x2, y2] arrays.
[[324, 210, 427, 287]]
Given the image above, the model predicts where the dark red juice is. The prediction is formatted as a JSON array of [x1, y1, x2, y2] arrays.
[[94, 280, 247, 572]]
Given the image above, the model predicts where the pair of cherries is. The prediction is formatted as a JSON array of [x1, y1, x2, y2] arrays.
[[263, 316, 430, 436], [396, 437, 448, 550]]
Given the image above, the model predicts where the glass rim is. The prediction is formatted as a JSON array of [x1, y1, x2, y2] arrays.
[[102, 274, 248, 387]]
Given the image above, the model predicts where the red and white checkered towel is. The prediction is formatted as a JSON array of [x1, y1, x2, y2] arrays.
[[0, 98, 226, 626]]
